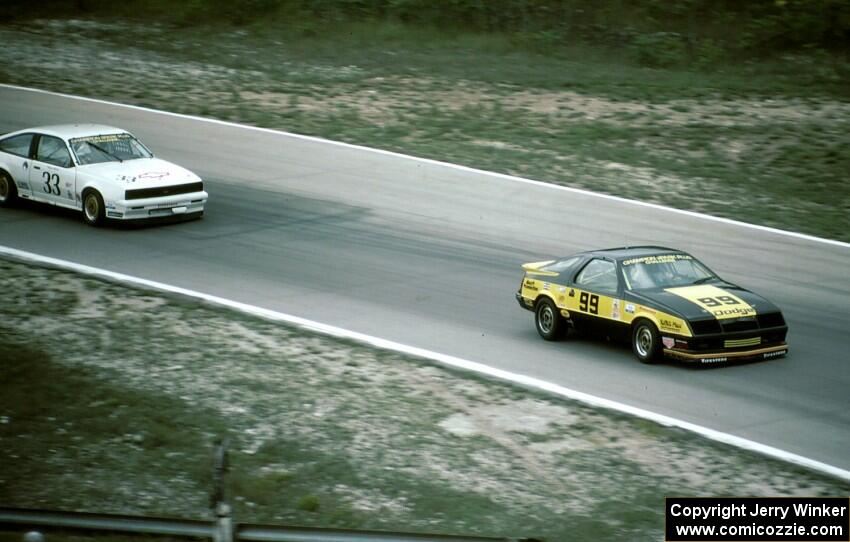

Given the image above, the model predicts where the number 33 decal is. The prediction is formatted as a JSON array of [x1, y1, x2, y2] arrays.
[[42, 171, 60, 195]]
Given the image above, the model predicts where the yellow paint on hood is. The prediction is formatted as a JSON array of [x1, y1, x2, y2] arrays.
[[664, 284, 757, 319]]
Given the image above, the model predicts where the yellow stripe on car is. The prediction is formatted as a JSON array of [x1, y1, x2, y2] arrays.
[[664, 285, 757, 319], [725, 337, 761, 347]]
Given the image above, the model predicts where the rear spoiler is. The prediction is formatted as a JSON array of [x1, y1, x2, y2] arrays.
[[521, 260, 559, 276]]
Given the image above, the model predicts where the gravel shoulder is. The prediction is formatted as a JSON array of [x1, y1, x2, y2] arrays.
[[1, 257, 847, 541]]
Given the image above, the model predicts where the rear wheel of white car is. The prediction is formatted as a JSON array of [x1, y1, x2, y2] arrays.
[[632, 320, 661, 364], [0, 171, 18, 207], [535, 297, 565, 341], [82, 190, 105, 227]]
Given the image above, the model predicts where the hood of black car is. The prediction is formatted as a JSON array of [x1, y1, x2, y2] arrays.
[[627, 283, 780, 320]]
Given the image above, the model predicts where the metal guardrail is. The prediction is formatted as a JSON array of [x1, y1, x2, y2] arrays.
[[0, 507, 212, 538], [0, 508, 533, 542], [2, 446, 538, 542]]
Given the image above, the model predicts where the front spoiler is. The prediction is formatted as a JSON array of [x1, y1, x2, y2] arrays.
[[664, 343, 788, 364], [108, 191, 208, 220]]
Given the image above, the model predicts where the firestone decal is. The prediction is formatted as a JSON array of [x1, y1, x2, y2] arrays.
[[701, 357, 727, 364], [764, 350, 787, 359]]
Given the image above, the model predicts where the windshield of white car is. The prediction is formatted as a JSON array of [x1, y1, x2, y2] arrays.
[[621, 254, 717, 290], [70, 134, 153, 165]]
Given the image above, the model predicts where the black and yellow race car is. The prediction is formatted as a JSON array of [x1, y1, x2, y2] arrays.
[[516, 246, 788, 364]]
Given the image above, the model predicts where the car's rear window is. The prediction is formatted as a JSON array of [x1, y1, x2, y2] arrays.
[[541, 256, 582, 273]]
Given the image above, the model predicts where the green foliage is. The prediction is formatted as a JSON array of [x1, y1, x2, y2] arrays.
[[629, 32, 688, 67], [297, 494, 321, 512], [2, 0, 848, 60]]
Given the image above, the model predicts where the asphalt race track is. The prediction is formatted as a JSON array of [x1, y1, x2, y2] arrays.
[[2, 86, 849, 473]]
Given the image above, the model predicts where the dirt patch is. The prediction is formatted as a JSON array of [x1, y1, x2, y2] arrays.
[[1, 257, 847, 540]]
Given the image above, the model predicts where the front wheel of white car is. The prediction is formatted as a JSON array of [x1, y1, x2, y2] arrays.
[[82, 190, 105, 227], [0, 171, 18, 207]]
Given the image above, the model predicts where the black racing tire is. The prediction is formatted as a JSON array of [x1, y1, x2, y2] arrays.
[[632, 319, 661, 364], [535, 297, 565, 341], [0, 170, 18, 207], [82, 189, 106, 227]]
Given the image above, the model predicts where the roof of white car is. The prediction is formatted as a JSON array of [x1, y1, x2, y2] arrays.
[[13, 124, 129, 140]]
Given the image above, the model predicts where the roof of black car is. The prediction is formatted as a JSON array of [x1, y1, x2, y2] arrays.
[[583, 246, 686, 260]]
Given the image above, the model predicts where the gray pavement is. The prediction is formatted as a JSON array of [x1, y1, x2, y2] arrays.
[[1, 86, 848, 472]]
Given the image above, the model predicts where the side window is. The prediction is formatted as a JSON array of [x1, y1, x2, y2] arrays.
[[0, 133, 34, 158], [36, 136, 73, 168], [576, 259, 619, 293]]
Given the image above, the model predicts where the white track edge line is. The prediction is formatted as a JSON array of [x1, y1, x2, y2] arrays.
[[2, 83, 848, 250], [3, 244, 848, 482]]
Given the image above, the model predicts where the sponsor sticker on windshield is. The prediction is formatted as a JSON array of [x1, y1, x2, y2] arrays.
[[72, 133, 131, 144], [622, 254, 693, 266]]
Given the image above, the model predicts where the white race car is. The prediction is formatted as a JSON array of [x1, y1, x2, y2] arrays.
[[0, 124, 207, 226]]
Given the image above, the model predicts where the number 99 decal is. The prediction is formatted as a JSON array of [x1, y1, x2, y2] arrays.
[[580, 292, 599, 314], [698, 296, 739, 307]]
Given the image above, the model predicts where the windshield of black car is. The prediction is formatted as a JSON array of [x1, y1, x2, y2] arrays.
[[621, 254, 716, 290], [70, 134, 153, 165]]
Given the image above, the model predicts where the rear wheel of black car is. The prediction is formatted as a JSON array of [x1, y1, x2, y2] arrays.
[[632, 320, 661, 364], [535, 297, 564, 341]]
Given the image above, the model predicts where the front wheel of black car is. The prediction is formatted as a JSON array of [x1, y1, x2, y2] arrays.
[[632, 320, 661, 364], [535, 298, 564, 341]]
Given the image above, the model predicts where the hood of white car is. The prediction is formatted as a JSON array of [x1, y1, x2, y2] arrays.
[[82, 158, 200, 187]]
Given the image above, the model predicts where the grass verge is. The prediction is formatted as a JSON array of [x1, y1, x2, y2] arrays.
[[0, 18, 848, 241], [1, 256, 848, 542]]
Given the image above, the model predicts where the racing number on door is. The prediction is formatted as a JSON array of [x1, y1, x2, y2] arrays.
[[698, 296, 739, 307], [42, 172, 60, 196], [580, 292, 599, 314]]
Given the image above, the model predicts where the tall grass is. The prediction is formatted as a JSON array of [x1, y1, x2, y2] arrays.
[[3, 0, 848, 66]]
